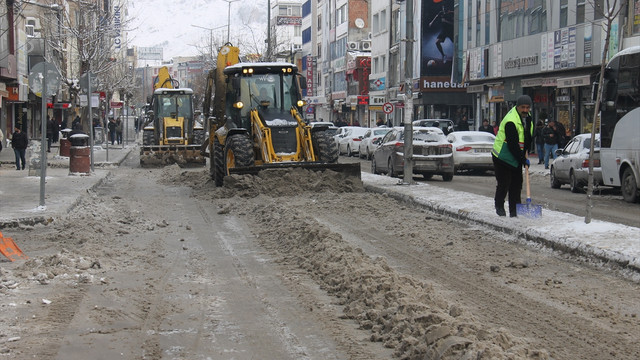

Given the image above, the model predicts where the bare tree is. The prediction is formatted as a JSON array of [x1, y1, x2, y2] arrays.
[[585, 0, 627, 223]]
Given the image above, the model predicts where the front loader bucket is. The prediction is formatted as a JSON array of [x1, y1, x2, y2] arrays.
[[228, 162, 361, 179], [140, 145, 207, 167]]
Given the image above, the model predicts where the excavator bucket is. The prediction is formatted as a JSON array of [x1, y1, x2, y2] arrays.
[[0, 231, 28, 262], [140, 145, 206, 167], [228, 162, 362, 179]]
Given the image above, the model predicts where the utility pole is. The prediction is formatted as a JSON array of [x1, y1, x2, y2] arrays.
[[267, 0, 272, 60], [402, 0, 414, 185], [223, 0, 239, 43]]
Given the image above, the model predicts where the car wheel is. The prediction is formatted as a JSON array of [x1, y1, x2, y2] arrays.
[[388, 158, 397, 177], [569, 171, 580, 193], [442, 173, 454, 182], [366, 146, 371, 160], [347, 145, 353, 157], [550, 166, 561, 189], [621, 167, 640, 203], [371, 156, 378, 174]]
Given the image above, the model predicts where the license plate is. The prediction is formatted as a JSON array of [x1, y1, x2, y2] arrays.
[[474, 148, 490, 153]]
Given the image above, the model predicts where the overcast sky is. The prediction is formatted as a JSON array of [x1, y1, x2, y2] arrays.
[[128, 0, 269, 61]]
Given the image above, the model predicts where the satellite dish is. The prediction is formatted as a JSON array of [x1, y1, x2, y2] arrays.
[[355, 18, 365, 29], [28, 62, 61, 98]]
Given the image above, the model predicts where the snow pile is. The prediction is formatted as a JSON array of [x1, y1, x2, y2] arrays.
[[204, 170, 549, 359]]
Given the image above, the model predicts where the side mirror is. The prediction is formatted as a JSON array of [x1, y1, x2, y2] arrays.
[[555, 149, 563, 156]]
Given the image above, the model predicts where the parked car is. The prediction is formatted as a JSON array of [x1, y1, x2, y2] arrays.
[[412, 119, 455, 135], [333, 126, 357, 150], [446, 131, 496, 173], [550, 134, 603, 193], [371, 126, 454, 181], [358, 127, 392, 159], [309, 121, 338, 137], [337, 127, 368, 156]]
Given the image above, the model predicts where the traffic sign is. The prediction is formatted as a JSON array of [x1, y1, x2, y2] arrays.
[[382, 102, 394, 114]]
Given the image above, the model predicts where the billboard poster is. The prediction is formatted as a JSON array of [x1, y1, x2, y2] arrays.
[[420, 0, 455, 85]]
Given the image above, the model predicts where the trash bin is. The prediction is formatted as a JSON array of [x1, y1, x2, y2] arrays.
[[60, 128, 72, 157], [69, 133, 90, 174]]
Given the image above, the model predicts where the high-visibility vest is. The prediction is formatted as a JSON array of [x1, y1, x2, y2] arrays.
[[492, 106, 530, 167]]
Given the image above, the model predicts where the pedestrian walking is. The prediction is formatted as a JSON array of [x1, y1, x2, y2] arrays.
[[491, 120, 498, 135], [554, 120, 568, 148], [0, 128, 4, 166], [46, 116, 55, 152], [456, 115, 470, 131], [491, 95, 533, 217], [11, 127, 29, 171], [108, 117, 116, 145], [533, 120, 545, 164], [542, 120, 559, 169], [115, 117, 123, 145]]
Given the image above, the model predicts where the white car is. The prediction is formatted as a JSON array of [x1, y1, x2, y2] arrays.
[[336, 127, 368, 156], [446, 131, 496, 173], [359, 127, 391, 159]]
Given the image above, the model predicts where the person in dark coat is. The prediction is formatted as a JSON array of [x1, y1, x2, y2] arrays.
[[533, 120, 545, 164], [554, 120, 568, 148], [542, 120, 559, 169], [107, 117, 117, 145], [456, 115, 470, 131], [479, 119, 494, 133], [72, 115, 81, 130], [11, 127, 29, 170], [46, 116, 55, 152]]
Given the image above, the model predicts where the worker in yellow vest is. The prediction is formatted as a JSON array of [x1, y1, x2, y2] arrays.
[[491, 95, 534, 217]]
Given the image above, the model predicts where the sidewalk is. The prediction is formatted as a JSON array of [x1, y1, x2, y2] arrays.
[[0, 140, 135, 228], [1, 144, 638, 273]]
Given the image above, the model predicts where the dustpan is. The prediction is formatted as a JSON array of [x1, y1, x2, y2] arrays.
[[516, 166, 542, 218]]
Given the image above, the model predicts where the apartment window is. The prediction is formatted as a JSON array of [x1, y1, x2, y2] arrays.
[[373, 57, 379, 74], [560, 0, 568, 28], [302, 27, 311, 44], [594, 0, 604, 20], [302, 0, 311, 17], [485, 0, 490, 45], [373, 13, 379, 33], [380, 9, 387, 32], [294, 25, 301, 37], [318, 14, 322, 30], [576, 0, 586, 23], [467, 0, 472, 43], [336, 5, 347, 26], [391, 9, 400, 44], [498, 0, 546, 41], [475, 0, 481, 47], [279, 5, 291, 16]]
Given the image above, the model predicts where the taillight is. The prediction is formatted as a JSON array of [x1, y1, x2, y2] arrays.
[[394, 142, 404, 149], [582, 159, 601, 167], [352, 138, 362, 141], [456, 146, 472, 152]]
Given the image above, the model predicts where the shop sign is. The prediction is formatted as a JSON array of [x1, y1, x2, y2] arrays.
[[504, 55, 539, 69], [370, 96, 385, 105], [556, 75, 590, 88]]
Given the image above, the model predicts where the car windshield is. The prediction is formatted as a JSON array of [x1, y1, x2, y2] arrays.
[[583, 138, 600, 149], [374, 129, 390, 135], [460, 134, 494, 142], [156, 94, 192, 119]]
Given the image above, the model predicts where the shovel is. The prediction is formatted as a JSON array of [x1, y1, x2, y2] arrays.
[[516, 166, 542, 218], [0, 231, 28, 262]]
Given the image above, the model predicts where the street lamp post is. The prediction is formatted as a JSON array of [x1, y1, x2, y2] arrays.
[[191, 24, 226, 64], [222, 0, 239, 43]]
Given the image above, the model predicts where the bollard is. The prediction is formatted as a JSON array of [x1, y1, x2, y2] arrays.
[[59, 138, 71, 157]]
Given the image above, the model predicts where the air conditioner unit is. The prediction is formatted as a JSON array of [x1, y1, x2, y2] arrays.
[[347, 41, 359, 51], [26, 17, 41, 38], [360, 40, 371, 51]]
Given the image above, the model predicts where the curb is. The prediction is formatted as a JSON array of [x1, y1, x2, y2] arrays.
[[363, 183, 640, 274]]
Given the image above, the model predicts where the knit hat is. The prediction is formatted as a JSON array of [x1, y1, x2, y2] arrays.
[[516, 95, 532, 107]]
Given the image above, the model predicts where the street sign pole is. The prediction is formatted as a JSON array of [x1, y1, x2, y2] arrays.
[[88, 72, 95, 172], [39, 63, 47, 206]]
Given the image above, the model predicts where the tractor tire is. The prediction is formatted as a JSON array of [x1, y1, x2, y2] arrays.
[[621, 167, 639, 203], [193, 129, 205, 146], [142, 129, 154, 146], [212, 138, 225, 187], [312, 131, 339, 163], [224, 134, 254, 172]]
